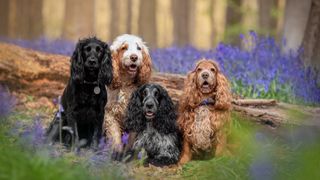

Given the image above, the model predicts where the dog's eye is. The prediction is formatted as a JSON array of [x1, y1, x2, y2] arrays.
[[86, 47, 91, 52], [96, 46, 101, 52], [197, 68, 202, 72], [210, 68, 215, 72], [121, 46, 127, 51], [154, 91, 159, 97], [137, 46, 141, 51], [143, 89, 148, 97]]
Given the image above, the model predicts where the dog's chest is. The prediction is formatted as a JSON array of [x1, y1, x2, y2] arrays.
[[189, 106, 215, 151]]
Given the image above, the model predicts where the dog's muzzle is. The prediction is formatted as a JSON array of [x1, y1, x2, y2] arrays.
[[143, 97, 158, 120]]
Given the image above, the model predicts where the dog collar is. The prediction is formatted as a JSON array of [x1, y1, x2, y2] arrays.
[[83, 80, 100, 94], [83, 80, 98, 85], [199, 98, 215, 106]]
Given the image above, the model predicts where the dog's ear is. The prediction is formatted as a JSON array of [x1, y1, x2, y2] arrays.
[[154, 85, 177, 134], [70, 41, 84, 83], [124, 85, 146, 132], [137, 48, 152, 85], [98, 43, 113, 85], [179, 70, 200, 111], [215, 72, 232, 110]]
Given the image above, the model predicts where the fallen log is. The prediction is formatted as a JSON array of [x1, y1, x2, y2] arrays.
[[1, 42, 319, 127]]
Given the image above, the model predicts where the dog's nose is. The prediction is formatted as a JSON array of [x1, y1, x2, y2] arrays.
[[130, 54, 138, 62], [146, 102, 154, 109], [202, 72, 209, 79], [88, 58, 97, 65]]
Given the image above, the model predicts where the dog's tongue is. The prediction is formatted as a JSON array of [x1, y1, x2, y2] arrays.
[[146, 112, 154, 117], [129, 65, 137, 71], [202, 82, 210, 88]]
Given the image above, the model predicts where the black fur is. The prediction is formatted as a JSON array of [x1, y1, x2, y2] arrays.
[[46, 37, 112, 150], [124, 83, 182, 166]]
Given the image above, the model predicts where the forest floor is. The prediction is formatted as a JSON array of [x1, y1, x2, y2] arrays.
[[1, 94, 319, 180]]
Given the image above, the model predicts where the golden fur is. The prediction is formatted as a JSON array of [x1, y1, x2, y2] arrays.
[[178, 59, 232, 164], [104, 36, 152, 152]]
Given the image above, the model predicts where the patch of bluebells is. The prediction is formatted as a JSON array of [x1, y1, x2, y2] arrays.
[[1, 32, 319, 104], [151, 32, 320, 104], [0, 85, 16, 118], [0, 36, 75, 56], [19, 115, 46, 149]]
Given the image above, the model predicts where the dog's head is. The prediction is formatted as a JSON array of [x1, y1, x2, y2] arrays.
[[194, 60, 219, 94], [179, 59, 231, 110], [110, 34, 152, 87], [71, 37, 113, 85], [125, 83, 177, 134]]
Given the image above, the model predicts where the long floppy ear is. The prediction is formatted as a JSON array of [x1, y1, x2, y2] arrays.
[[179, 71, 200, 111], [137, 48, 152, 85], [124, 85, 146, 132], [153, 85, 178, 134], [98, 43, 113, 85], [109, 50, 121, 89], [214, 72, 232, 110], [70, 42, 84, 83]]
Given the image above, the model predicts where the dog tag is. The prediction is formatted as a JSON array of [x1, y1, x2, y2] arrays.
[[94, 86, 101, 94]]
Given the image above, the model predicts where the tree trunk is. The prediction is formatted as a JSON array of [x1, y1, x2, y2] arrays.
[[62, 0, 95, 41], [7, 0, 43, 39], [138, 0, 157, 48], [0, 0, 10, 36], [225, 0, 242, 45], [302, 0, 320, 84], [210, 0, 227, 47], [126, 0, 133, 34], [241, 0, 258, 31], [282, 0, 312, 52], [258, 0, 276, 35], [172, 0, 192, 46], [109, 0, 121, 41], [2, 42, 320, 127]]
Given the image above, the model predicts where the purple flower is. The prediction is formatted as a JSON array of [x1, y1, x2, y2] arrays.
[[121, 132, 129, 145], [0, 85, 15, 118]]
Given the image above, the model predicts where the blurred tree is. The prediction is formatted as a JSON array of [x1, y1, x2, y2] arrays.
[[225, 0, 242, 45], [210, 0, 227, 47], [0, 0, 9, 36], [258, 0, 277, 35], [172, 0, 192, 46], [282, 0, 312, 52], [302, 0, 320, 83], [138, 0, 157, 48], [110, 0, 121, 40], [126, 0, 133, 34], [62, 0, 95, 40], [6, 0, 43, 39]]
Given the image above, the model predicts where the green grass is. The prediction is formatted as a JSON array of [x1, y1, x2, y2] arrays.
[[0, 112, 127, 180], [1, 109, 320, 180], [181, 113, 320, 180]]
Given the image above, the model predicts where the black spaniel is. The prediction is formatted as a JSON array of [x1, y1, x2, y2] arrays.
[[124, 83, 182, 167], [46, 37, 113, 150]]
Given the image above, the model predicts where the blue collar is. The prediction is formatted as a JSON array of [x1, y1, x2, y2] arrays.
[[199, 98, 215, 106]]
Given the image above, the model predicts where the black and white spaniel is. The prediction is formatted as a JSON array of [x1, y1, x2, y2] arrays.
[[124, 83, 182, 167]]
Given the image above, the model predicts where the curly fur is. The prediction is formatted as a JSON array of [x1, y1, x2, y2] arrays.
[[124, 84, 182, 167], [46, 37, 113, 150], [104, 34, 152, 152], [178, 59, 232, 164]]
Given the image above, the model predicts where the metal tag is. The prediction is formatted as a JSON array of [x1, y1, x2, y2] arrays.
[[94, 86, 101, 94]]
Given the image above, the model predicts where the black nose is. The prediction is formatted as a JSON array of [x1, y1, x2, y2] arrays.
[[130, 54, 138, 62], [146, 102, 154, 109], [202, 72, 209, 79], [88, 58, 97, 65]]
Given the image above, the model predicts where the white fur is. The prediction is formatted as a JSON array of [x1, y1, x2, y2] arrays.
[[110, 34, 149, 70]]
